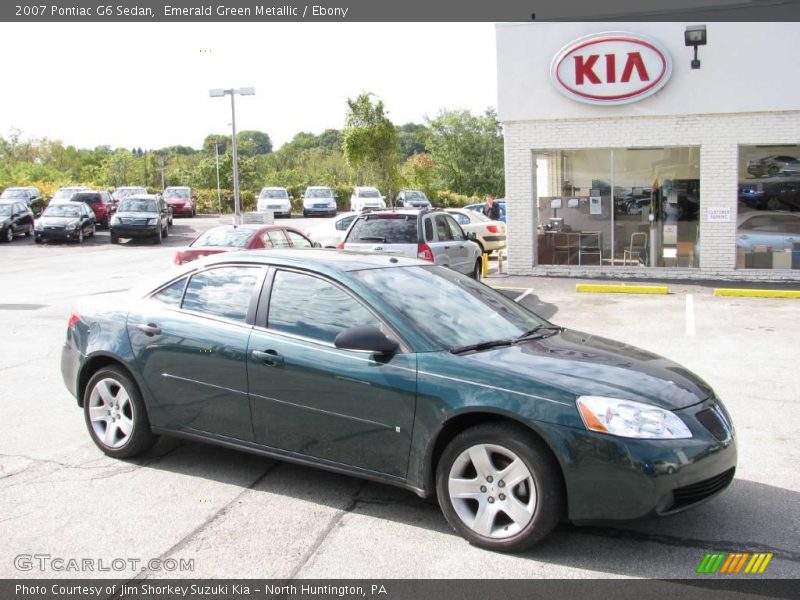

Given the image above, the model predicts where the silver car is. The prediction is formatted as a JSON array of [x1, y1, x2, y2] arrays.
[[342, 209, 483, 279]]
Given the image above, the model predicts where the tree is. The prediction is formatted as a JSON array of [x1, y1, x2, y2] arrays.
[[397, 122, 428, 159], [401, 153, 436, 200], [425, 108, 504, 197], [342, 93, 401, 195], [237, 130, 273, 156]]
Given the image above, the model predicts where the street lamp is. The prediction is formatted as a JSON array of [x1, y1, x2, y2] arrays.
[[209, 86, 255, 225]]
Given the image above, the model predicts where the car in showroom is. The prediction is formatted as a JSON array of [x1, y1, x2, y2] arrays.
[[34, 201, 96, 243], [395, 189, 432, 209], [738, 178, 800, 211], [256, 187, 293, 218], [109, 194, 171, 244], [173, 224, 317, 265], [342, 209, 483, 279], [444, 208, 507, 254], [349, 186, 386, 212], [304, 211, 359, 248], [736, 210, 800, 253], [61, 250, 737, 552], [0, 200, 35, 242], [302, 186, 337, 217], [746, 155, 798, 178], [163, 186, 196, 218]]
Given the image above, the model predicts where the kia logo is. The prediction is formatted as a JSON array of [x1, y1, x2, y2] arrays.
[[551, 32, 672, 105]]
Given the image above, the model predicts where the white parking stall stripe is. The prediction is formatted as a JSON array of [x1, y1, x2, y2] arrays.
[[514, 288, 534, 303], [686, 294, 696, 336]]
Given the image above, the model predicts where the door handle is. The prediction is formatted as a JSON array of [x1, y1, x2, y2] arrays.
[[136, 323, 162, 336], [252, 349, 285, 367]]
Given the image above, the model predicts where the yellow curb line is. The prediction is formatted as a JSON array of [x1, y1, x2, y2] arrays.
[[576, 284, 669, 295], [714, 288, 800, 298]]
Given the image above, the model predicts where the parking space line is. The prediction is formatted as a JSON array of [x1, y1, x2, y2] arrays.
[[514, 288, 534, 303], [686, 294, 696, 336]]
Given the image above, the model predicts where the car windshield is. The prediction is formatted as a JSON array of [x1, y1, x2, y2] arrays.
[[353, 266, 545, 349], [347, 215, 418, 243], [43, 205, 80, 218], [192, 228, 255, 248], [406, 191, 427, 201], [115, 188, 145, 199], [165, 188, 190, 198], [260, 189, 288, 199], [72, 193, 101, 204], [119, 199, 157, 213], [53, 189, 80, 200], [307, 189, 332, 198], [358, 189, 380, 198], [0, 205, 12, 215], [1, 189, 28, 199]]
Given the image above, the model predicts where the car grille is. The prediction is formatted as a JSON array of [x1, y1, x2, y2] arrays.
[[313, 203, 329, 208], [696, 405, 732, 441], [671, 467, 735, 511], [121, 218, 148, 225], [46, 226, 64, 230]]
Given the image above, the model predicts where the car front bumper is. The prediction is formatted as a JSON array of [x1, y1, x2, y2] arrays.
[[35, 228, 82, 241], [304, 206, 336, 215], [169, 205, 193, 216], [536, 396, 737, 522], [110, 225, 159, 238], [258, 207, 292, 217]]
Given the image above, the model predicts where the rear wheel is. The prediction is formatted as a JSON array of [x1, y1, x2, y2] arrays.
[[472, 258, 481, 280], [436, 423, 564, 552], [83, 366, 158, 459]]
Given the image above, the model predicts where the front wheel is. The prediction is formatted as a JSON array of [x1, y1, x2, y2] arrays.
[[90, 223, 96, 237], [25, 223, 33, 237], [3, 227, 13, 243], [110, 232, 119, 244], [76, 228, 84, 244], [436, 423, 564, 552], [153, 226, 162, 245], [163, 223, 169, 238], [471, 258, 482, 281], [83, 366, 158, 458]]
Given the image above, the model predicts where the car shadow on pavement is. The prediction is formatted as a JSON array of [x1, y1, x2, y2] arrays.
[[135, 438, 799, 578], [496, 289, 559, 321]]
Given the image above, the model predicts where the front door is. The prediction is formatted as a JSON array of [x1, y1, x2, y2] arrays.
[[247, 268, 417, 478]]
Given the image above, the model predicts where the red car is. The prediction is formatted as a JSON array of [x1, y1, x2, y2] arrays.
[[173, 224, 318, 265], [163, 186, 196, 217], [70, 191, 115, 228]]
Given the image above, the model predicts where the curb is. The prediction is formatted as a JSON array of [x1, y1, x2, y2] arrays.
[[713, 288, 800, 298], [576, 284, 669, 295]]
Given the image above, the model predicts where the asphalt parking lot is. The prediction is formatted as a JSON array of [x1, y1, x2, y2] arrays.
[[0, 214, 798, 581]]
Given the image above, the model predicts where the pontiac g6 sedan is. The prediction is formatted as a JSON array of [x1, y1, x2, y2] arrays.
[[61, 250, 736, 552]]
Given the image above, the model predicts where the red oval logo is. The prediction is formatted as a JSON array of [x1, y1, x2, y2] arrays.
[[550, 32, 672, 105]]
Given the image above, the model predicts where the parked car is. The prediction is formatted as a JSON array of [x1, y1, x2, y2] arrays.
[[736, 211, 800, 253], [304, 212, 359, 248], [350, 186, 386, 212], [34, 201, 95, 244], [0, 200, 35, 242], [256, 187, 292, 218], [0, 186, 41, 206], [163, 186, 195, 218], [302, 186, 337, 217], [464, 200, 507, 223], [51, 186, 92, 202], [445, 208, 507, 254], [109, 194, 170, 244], [70, 190, 115, 228], [112, 186, 148, 202], [342, 209, 483, 279], [738, 178, 800, 211], [395, 189, 432, 209], [62, 249, 737, 552], [747, 155, 799, 178], [173, 224, 317, 265]]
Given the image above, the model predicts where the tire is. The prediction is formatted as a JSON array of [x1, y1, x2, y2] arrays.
[[436, 423, 564, 552], [34, 236, 43, 244], [163, 223, 169, 238], [25, 223, 33, 237], [110, 232, 119, 244], [766, 197, 782, 211], [77, 228, 84, 244], [3, 227, 13, 243], [90, 223, 96, 238], [303, 210, 309, 218], [768, 165, 779, 177], [471, 259, 482, 281], [153, 226, 162, 245], [83, 366, 158, 459]]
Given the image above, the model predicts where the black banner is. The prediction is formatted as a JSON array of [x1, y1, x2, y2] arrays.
[[3, 579, 799, 600], [3, 0, 800, 22]]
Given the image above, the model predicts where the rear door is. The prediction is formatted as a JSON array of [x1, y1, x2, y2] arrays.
[[343, 214, 419, 258]]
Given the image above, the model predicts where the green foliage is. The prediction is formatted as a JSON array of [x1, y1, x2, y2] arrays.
[[433, 190, 482, 208], [397, 122, 429, 159], [237, 130, 273, 156], [400, 153, 436, 201]]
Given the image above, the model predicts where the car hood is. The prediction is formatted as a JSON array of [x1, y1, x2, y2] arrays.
[[37, 216, 79, 227], [115, 211, 159, 218], [460, 329, 713, 410]]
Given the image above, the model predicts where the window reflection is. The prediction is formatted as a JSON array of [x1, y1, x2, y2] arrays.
[[182, 267, 258, 322]]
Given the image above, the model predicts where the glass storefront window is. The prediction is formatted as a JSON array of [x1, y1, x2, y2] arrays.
[[535, 147, 700, 268], [737, 145, 800, 270]]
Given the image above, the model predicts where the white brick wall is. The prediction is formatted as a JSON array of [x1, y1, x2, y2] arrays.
[[503, 111, 800, 282]]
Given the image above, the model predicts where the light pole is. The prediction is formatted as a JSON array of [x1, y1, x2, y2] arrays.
[[214, 142, 222, 214], [209, 86, 255, 225]]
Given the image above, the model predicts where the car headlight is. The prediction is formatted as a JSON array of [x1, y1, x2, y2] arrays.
[[147, 218, 158, 225], [110, 216, 120, 225], [576, 396, 692, 439], [68, 223, 78, 230]]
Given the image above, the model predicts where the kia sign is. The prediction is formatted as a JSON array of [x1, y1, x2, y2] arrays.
[[550, 32, 672, 105]]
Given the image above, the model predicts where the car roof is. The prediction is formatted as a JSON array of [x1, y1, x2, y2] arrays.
[[193, 248, 426, 273], [46, 201, 84, 207], [203, 224, 302, 233], [123, 194, 160, 200], [306, 185, 332, 189], [261, 186, 287, 190], [0, 199, 21, 205]]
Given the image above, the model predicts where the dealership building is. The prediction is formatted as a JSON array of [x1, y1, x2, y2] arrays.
[[496, 22, 800, 281]]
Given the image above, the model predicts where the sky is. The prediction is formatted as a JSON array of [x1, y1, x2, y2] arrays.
[[0, 23, 497, 151]]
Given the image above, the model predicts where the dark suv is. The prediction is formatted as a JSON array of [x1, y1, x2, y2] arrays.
[[71, 191, 115, 228], [342, 209, 483, 279], [109, 194, 171, 244]]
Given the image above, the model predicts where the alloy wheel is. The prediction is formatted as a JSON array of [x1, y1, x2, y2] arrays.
[[88, 378, 135, 449]]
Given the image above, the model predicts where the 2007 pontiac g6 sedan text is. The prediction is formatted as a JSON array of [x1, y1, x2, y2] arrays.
[[61, 250, 736, 552]]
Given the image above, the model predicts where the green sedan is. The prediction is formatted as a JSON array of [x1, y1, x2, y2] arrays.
[[61, 250, 736, 552]]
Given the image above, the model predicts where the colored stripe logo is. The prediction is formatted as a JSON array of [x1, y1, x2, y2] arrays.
[[697, 552, 773, 574]]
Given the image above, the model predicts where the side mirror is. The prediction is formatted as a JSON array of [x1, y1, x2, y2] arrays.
[[313, 241, 322, 248], [334, 325, 398, 355], [467, 232, 477, 241]]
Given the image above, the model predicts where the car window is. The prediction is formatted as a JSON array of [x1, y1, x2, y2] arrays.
[[267, 270, 381, 344], [454, 213, 470, 225], [336, 215, 356, 231], [182, 267, 259, 323], [194, 228, 255, 248], [446, 215, 466, 241], [152, 278, 187, 307], [435, 215, 454, 242], [265, 230, 290, 248], [347, 215, 418, 244], [286, 230, 313, 248], [424, 217, 434, 242]]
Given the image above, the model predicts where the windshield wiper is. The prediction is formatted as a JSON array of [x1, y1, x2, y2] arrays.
[[450, 338, 514, 355], [514, 325, 564, 342]]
